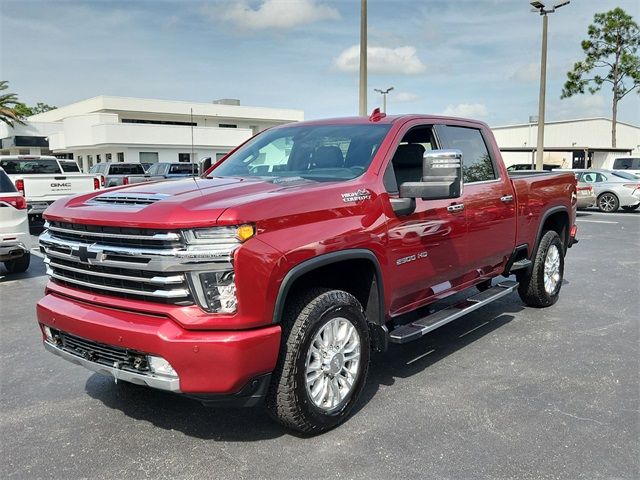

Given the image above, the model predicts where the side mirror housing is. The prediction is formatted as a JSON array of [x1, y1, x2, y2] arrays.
[[399, 149, 463, 200]]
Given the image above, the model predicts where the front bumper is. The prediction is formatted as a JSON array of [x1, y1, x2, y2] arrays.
[[37, 291, 281, 397]]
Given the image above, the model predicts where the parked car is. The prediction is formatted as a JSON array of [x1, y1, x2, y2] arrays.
[[507, 163, 556, 172], [576, 181, 596, 209], [612, 157, 640, 176], [0, 155, 101, 225], [89, 162, 147, 187], [37, 112, 578, 434], [556, 169, 640, 212], [127, 162, 199, 184], [0, 168, 30, 273]]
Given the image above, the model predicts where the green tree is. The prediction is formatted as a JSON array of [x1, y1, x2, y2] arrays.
[[561, 7, 640, 147], [14, 101, 56, 119], [0, 81, 26, 127]]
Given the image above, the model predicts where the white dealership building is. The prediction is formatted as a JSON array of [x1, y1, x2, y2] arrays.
[[492, 117, 640, 170], [0, 96, 304, 172]]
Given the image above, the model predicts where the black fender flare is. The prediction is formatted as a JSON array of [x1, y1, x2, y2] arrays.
[[272, 248, 386, 327], [533, 206, 570, 256]]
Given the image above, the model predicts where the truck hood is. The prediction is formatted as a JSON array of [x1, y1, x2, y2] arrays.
[[44, 176, 335, 228]]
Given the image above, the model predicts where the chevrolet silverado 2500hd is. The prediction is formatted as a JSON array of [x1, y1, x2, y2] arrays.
[[37, 112, 578, 434]]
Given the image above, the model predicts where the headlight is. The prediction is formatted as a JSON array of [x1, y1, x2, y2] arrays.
[[183, 225, 252, 314]]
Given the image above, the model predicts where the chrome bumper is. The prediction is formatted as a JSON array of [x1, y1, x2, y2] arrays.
[[44, 341, 181, 392]]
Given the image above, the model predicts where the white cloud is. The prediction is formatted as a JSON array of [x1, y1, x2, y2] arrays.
[[394, 92, 419, 103], [334, 45, 426, 75], [216, 0, 340, 30], [441, 103, 488, 118], [511, 63, 539, 82]]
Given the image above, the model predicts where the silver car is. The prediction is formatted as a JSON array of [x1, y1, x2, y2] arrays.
[[575, 169, 640, 212]]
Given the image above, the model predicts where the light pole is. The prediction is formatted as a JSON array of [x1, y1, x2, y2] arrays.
[[359, 0, 367, 116], [530, 1, 569, 170], [374, 87, 394, 113]]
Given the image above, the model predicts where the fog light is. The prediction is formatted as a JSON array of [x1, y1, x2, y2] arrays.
[[148, 356, 178, 378], [43, 325, 54, 342], [200, 270, 237, 313]]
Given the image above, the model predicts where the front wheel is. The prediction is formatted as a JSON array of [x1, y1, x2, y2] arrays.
[[266, 289, 370, 434], [597, 193, 619, 213], [517, 231, 564, 308]]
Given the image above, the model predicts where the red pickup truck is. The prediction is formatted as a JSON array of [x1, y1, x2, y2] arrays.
[[37, 112, 577, 433]]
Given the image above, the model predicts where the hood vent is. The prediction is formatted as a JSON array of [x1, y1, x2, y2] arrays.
[[89, 192, 169, 206]]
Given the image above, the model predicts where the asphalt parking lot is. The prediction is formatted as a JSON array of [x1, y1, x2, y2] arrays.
[[1, 211, 638, 480]]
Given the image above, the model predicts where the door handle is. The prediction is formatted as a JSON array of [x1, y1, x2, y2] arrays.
[[447, 203, 465, 213], [500, 195, 514, 203]]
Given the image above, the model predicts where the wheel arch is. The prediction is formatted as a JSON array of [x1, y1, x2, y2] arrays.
[[534, 206, 570, 256], [272, 249, 387, 350]]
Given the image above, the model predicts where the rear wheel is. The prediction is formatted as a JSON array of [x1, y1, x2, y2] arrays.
[[517, 231, 564, 308], [622, 205, 639, 212], [3, 252, 30, 274], [266, 288, 370, 434], [597, 193, 619, 213]]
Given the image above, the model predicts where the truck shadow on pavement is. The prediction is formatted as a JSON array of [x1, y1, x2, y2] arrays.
[[84, 292, 525, 440]]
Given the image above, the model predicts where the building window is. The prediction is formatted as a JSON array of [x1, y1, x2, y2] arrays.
[[106, 153, 112, 161], [139, 152, 159, 164], [117, 152, 124, 162], [97, 154, 102, 163], [122, 119, 196, 127], [87, 155, 93, 167], [219, 124, 237, 128], [178, 153, 191, 162]]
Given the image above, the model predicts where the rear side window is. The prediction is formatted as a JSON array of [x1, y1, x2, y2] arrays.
[[0, 158, 61, 174], [169, 163, 197, 174], [0, 170, 17, 192], [438, 126, 496, 183], [60, 162, 80, 173], [109, 164, 145, 175], [613, 158, 640, 170]]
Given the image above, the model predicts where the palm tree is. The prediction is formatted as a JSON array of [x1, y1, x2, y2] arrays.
[[0, 81, 26, 127]]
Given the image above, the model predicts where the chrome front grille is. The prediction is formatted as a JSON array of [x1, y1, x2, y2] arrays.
[[40, 222, 203, 305]]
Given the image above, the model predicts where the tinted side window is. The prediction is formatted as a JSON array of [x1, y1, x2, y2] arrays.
[[439, 126, 496, 183], [110, 164, 145, 175]]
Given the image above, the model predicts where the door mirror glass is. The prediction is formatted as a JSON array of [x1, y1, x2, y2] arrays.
[[399, 149, 463, 200]]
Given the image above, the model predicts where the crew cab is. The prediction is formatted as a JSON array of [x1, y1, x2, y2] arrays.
[[0, 155, 101, 224], [126, 162, 199, 184], [89, 162, 147, 187], [36, 112, 578, 434]]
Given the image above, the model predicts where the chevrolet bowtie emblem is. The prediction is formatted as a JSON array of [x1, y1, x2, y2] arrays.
[[72, 245, 106, 264]]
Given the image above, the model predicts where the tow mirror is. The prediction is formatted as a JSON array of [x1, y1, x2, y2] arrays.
[[399, 149, 463, 200]]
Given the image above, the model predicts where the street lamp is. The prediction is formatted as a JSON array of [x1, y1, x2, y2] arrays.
[[359, 0, 367, 116], [530, 1, 570, 171], [374, 87, 394, 113]]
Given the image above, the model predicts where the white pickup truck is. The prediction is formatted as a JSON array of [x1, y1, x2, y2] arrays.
[[0, 155, 101, 224]]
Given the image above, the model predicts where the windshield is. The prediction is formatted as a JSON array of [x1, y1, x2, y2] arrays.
[[208, 124, 391, 182], [613, 158, 640, 170], [0, 158, 60, 174]]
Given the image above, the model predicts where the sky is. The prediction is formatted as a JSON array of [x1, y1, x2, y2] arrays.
[[1, 0, 639, 126]]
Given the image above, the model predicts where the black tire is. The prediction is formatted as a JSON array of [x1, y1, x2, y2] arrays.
[[517, 231, 564, 308], [266, 288, 370, 434], [622, 205, 639, 212], [4, 252, 30, 274], [597, 192, 619, 213], [476, 279, 492, 292]]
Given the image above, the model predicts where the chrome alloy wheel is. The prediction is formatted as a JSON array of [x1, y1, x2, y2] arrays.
[[598, 194, 617, 212], [543, 244, 561, 295], [305, 317, 361, 413]]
